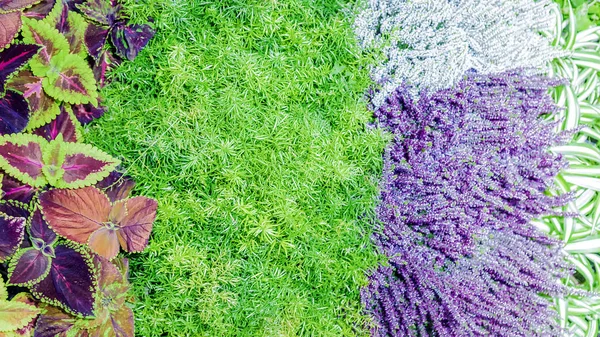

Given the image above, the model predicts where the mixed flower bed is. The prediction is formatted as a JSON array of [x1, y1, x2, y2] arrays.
[[2, 0, 600, 336]]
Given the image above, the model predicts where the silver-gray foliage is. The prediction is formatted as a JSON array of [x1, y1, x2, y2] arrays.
[[354, 0, 564, 107]]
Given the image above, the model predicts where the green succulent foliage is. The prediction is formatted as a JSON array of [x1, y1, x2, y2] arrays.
[[21, 18, 97, 105]]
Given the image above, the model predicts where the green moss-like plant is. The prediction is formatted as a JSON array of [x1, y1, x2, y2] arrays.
[[86, 0, 387, 335]]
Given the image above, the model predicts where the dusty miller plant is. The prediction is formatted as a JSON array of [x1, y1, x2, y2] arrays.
[[354, 0, 565, 107]]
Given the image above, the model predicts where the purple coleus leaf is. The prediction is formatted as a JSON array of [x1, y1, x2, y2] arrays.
[[8, 209, 96, 316], [95, 170, 135, 202], [110, 22, 154, 61], [0, 215, 25, 262], [80, 0, 153, 61], [23, 0, 56, 19], [30, 244, 96, 316], [0, 90, 30, 135], [8, 70, 60, 129], [1, 173, 35, 204], [32, 105, 79, 142], [93, 49, 120, 88], [72, 98, 105, 124], [0, 44, 40, 94], [8, 210, 55, 286], [85, 23, 110, 60], [0, 200, 30, 218]]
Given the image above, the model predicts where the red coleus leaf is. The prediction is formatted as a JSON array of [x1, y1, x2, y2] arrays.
[[0, 0, 43, 12], [0, 11, 21, 50], [32, 105, 79, 142], [0, 215, 25, 262], [0, 90, 29, 134], [0, 44, 40, 94], [30, 244, 96, 316], [39, 186, 157, 260]]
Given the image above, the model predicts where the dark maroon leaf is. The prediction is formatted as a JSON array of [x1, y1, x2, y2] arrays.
[[0, 44, 40, 94], [32, 105, 79, 142], [71, 99, 105, 124], [8, 248, 51, 285], [93, 49, 119, 88], [84, 23, 109, 60], [76, 0, 117, 26], [111, 23, 154, 61], [0, 201, 30, 218], [0, 215, 25, 261], [30, 209, 57, 245], [56, 3, 70, 33], [31, 244, 96, 316], [95, 171, 135, 202], [0, 90, 29, 135], [1, 173, 35, 204], [23, 0, 56, 19]]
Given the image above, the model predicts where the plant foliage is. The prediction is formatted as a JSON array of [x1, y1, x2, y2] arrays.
[[362, 72, 573, 336], [354, 0, 564, 107], [0, 0, 155, 335]]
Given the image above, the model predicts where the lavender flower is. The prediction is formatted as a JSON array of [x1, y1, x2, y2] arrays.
[[363, 72, 573, 336], [354, 0, 564, 107]]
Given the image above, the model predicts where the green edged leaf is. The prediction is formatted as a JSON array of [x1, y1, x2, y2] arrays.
[[20, 18, 69, 69], [42, 52, 98, 105], [0, 133, 48, 187], [0, 300, 40, 333], [41, 135, 65, 186], [55, 141, 120, 188], [7, 70, 61, 130]]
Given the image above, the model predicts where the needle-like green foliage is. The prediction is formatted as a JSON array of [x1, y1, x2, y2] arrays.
[[84, 0, 387, 336]]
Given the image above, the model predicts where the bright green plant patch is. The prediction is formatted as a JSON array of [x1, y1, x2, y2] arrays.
[[85, 0, 387, 335]]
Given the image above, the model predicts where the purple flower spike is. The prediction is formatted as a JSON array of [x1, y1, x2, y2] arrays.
[[363, 71, 573, 336]]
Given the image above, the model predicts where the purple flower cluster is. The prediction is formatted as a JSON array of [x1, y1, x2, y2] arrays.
[[363, 72, 573, 336]]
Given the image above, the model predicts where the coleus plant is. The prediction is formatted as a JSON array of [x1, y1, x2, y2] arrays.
[[34, 257, 134, 336], [7, 209, 96, 317], [0, 0, 156, 335], [0, 133, 119, 188], [21, 17, 98, 106], [0, 44, 40, 134], [39, 186, 157, 261]]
